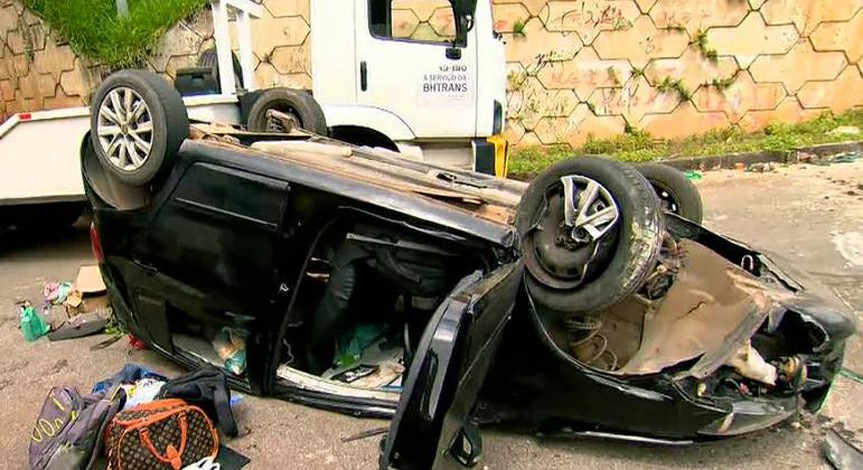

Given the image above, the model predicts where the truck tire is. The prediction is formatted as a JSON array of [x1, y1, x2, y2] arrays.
[[198, 47, 244, 91], [246, 88, 328, 135], [636, 162, 704, 224], [90, 70, 190, 187], [516, 157, 664, 315]]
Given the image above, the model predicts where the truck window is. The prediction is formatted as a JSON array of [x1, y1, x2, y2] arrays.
[[369, 0, 457, 44]]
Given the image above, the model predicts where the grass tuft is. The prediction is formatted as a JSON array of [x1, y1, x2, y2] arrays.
[[23, 0, 208, 69]]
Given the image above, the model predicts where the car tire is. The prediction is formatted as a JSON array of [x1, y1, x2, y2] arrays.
[[246, 88, 328, 135], [90, 70, 190, 187], [636, 162, 704, 223], [516, 157, 664, 315], [197, 47, 244, 91]]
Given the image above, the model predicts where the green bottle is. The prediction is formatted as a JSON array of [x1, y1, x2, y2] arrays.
[[19, 301, 49, 342]]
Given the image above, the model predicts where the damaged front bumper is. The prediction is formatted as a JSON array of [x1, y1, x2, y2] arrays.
[[696, 251, 856, 436]]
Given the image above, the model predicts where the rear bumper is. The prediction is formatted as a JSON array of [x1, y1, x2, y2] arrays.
[[474, 135, 509, 178]]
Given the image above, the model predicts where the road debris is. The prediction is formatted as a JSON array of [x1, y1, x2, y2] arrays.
[[823, 428, 863, 470], [18, 301, 48, 342], [747, 162, 776, 173]]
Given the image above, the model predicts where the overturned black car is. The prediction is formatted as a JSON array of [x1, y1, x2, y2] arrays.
[[82, 71, 856, 469]]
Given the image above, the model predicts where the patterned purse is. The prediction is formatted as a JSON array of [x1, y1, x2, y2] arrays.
[[104, 399, 219, 470]]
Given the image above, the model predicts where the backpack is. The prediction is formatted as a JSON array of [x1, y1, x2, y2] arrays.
[[157, 368, 238, 438], [104, 399, 219, 470], [29, 385, 125, 470]]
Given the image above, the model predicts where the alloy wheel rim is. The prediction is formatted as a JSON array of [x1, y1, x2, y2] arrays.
[[97, 87, 153, 171]]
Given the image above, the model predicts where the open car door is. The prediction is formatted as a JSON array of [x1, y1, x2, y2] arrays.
[[380, 261, 523, 470]]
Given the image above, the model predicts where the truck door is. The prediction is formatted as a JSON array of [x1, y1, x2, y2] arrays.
[[356, 0, 478, 138]]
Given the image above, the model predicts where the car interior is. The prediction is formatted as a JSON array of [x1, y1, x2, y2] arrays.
[[276, 217, 487, 392]]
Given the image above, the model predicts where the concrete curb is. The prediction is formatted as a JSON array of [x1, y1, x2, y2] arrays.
[[660, 141, 863, 171]]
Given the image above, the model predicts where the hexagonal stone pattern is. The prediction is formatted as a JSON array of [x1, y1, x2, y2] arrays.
[[429, 6, 457, 38], [395, 0, 447, 22], [504, 119, 526, 145], [587, 76, 679, 123], [255, 62, 312, 89], [392, 9, 420, 38], [749, 0, 767, 9], [249, 15, 309, 61], [270, 45, 310, 75], [494, 0, 549, 16], [537, 47, 632, 100], [640, 102, 728, 138], [810, 9, 863, 63], [264, 0, 309, 20], [798, 66, 863, 110], [633, 0, 658, 14], [505, 18, 582, 65], [692, 72, 786, 122], [492, 2, 530, 33], [593, 16, 688, 68], [749, 41, 847, 92], [645, 49, 739, 88], [707, 13, 798, 69], [762, 0, 863, 35], [567, 103, 627, 147], [650, 0, 749, 34], [738, 97, 821, 132], [540, 0, 641, 45]]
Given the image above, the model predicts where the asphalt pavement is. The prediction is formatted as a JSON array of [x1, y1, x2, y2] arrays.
[[1, 160, 862, 469]]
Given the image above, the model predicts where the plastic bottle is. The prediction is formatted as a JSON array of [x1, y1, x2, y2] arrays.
[[19, 301, 49, 341]]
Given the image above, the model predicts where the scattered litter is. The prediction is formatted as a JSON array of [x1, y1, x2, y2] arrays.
[[128, 335, 147, 351], [828, 126, 860, 136], [832, 232, 863, 267], [683, 170, 702, 180], [42, 282, 72, 306], [212, 327, 248, 375], [823, 428, 863, 469], [121, 377, 166, 410], [18, 301, 49, 342], [47, 311, 109, 341], [734, 162, 746, 171], [831, 151, 860, 164], [746, 162, 776, 173]]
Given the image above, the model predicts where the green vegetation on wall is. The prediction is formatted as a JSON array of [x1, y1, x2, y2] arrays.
[[23, 0, 207, 68], [509, 109, 863, 178]]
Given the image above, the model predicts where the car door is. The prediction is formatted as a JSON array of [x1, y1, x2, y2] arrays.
[[356, 0, 478, 138], [380, 260, 522, 470]]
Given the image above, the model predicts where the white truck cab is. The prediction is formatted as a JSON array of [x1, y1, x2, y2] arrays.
[[312, 0, 508, 175], [0, 0, 507, 223]]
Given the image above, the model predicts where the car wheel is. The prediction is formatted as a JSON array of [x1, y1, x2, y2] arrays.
[[197, 47, 244, 91], [516, 157, 665, 315], [90, 70, 190, 187], [636, 162, 704, 223], [246, 88, 328, 135]]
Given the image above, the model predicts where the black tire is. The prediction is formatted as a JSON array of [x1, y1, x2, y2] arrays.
[[246, 88, 328, 135], [516, 157, 664, 315], [636, 162, 703, 224], [90, 70, 190, 187], [197, 47, 244, 91]]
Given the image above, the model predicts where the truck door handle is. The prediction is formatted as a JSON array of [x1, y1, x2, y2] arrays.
[[360, 61, 368, 91]]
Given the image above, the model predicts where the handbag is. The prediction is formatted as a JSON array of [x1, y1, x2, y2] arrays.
[[104, 399, 218, 470]]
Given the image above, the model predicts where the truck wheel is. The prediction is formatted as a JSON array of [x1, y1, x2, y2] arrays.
[[636, 162, 703, 223], [246, 88, 328, 135], [90, 70, 189, 187], [198, 47, 244, 91], [516, 157, 664, 315]]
